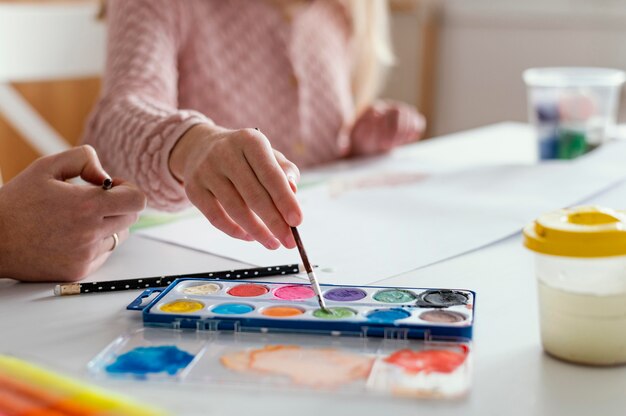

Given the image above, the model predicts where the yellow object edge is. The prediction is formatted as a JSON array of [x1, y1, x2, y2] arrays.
[[0, 355, 168, 416], [523, 206, 626, 258]]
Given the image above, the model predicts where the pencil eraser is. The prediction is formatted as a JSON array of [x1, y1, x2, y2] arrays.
[[53, 285, 61, 296]]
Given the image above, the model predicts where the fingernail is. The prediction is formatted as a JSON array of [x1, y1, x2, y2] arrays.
[[285, 233, 296, 248], [287, 212, 301, 227], [266, 238, 281, 250], [287, 175, 298, 191]]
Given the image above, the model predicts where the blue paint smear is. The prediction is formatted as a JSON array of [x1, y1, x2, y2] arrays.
[[105, 346, 194, 377], [367, 308, 411, 323], [212, 303, 254, 315]]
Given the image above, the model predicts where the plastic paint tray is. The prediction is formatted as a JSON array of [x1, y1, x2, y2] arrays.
[[89, 327, 473, 399], [126, 279, 476, 340]]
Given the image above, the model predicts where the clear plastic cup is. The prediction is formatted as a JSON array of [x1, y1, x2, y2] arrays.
[[524, 206, 626, 365], [523, 67, 625, 160]]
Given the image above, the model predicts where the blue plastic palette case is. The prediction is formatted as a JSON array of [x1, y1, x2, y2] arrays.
[[127, 279, 475, 339], [89, 279, 475, 399]]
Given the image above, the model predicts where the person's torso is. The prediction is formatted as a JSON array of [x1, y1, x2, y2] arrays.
[[177, 0, 355, 167]]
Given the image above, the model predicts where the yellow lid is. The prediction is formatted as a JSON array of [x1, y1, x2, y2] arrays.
[[523, 206, 626, 257]]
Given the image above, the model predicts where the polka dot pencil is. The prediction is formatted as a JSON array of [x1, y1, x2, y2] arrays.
[[53, 264, 309, 296]]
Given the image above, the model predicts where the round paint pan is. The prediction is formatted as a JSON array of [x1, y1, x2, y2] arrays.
[[159, 299, 205, 314], [211, 303, 255, 315], [181, 282, 222, 296], [105, 346, 195, 376], [227, 283, 269, 298], [323, 288, 367, 302], [415, 290, 469, 308], [312, 307, 356, 320], [274, 285, 315, 301], [373, 289, 417, 304], [261, 305, 305, 318], [366, 308, 411, 323], [419, 310, 467, 323]]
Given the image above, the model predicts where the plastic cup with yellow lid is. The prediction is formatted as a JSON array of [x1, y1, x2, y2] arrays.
[[524, 205, 626, 366]]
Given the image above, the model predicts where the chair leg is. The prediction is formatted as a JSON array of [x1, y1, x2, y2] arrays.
[[416, 0, 443, 138]]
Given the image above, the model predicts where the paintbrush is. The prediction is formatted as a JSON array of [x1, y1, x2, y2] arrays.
[[291, 227, 329, 312]]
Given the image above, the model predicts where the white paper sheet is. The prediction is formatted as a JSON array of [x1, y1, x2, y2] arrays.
[[138, 139, 626, 285]]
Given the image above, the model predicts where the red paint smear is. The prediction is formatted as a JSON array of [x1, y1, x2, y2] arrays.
[[384, 346, 468, 374], [228, 284, 269, 297]]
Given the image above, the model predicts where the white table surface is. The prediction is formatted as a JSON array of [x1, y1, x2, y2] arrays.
[[2, 122, 626, 416]]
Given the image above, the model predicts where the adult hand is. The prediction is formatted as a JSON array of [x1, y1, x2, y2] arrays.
[[169, 124, 302, 250], [350, 100, 426, 156], [0, 145, 146, 282]]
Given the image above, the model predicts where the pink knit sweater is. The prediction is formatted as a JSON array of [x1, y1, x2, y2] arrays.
[[83, 0, 358, 211]]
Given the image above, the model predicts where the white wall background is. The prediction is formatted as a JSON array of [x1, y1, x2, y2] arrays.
[[383, 0, 626, 136]]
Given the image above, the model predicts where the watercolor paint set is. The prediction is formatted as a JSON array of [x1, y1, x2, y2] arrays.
[[125, 279, 476, 339], [88, 279, 475, 399]]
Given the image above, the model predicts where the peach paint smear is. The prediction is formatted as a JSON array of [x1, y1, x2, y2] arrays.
[[328, 172, 428, 198], [221, 345, 374, 388]]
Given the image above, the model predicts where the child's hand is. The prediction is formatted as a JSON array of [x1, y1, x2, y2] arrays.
[[0, 146, 147, 282], [350, 100, 426, 156], [169, 125, 302, 250]]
